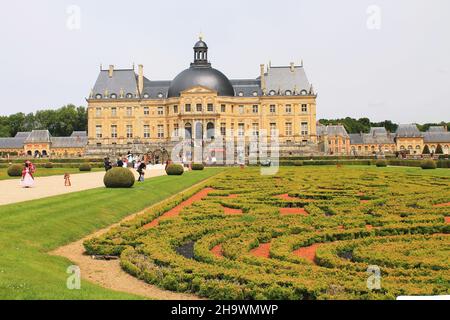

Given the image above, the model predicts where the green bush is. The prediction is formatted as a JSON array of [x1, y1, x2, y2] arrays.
[[7, 164, 23, 177], [293, 160, 304, 166], [375, 160, 387, 167], [422, 145, 430, 154], [103, 167, 135, 188], [79, 163, 92, 172], [435, 144, 443, 154], [420, 160, 436, 170], [166, 164, 184, 176], [191, 163, 204, 171], [44, 162, 53, 169]]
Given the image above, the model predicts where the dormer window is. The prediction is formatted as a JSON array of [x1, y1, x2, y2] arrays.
[[285, 90, 292, 96], [95, 94, 102, 99], [110, 93, 117, 99], [269, 90, 276, 96], [143, 93, 150, 99], [252, 91, 258, 96], [126, 93, 133, 99], [238, 91, 244, 97], [157, 93, 164, 98], [301, 90, 308, 95]]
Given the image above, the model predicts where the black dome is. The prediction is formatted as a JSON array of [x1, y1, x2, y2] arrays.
[[167, 37, 234, 98], [168, 66, 235, 98]]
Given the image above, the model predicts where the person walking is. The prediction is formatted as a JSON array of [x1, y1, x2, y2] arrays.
[[104, 157, 112, 171], [20, 162, 35, 188], [64, 173, 71, 187], [137, 162, 146, 182]]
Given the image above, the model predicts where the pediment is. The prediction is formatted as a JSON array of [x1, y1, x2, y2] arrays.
[[181, 86, 217, 95]]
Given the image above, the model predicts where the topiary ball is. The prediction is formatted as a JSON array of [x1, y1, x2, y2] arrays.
[[79, 163, 92, 172], [191, 163, 204, 171], [7, 164, 23, 177], [420, 159, 437, 170], [103, 167, 135, 188], [166, 164, 184, 176], [376, 160, 387, 167]]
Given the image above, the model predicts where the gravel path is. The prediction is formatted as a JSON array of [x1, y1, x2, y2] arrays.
[[0, 166, 167, 206]]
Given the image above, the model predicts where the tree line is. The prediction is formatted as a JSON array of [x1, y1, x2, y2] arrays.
[[319, 117, 450, 134], [0, 105, 87, 137]]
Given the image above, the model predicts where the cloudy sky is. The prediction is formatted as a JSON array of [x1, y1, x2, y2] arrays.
[[0, 0, 449, 123]]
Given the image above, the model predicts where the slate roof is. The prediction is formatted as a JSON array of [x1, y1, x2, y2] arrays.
[[317, 125, 349, 138], [264, 66, 312, 96], [142, 78, 171, 99], [231, 79, 262, 97], [51, 136, 88, 148], [349, 134, 364, 144], [396, 124, 423, 138], [426, 126, 446, 133], [92, 69, 138, 99], [0, 130, 89, 149], [0, 137, 26, 149], [71, 131, 87, 137], [25, 130, 52, 143]]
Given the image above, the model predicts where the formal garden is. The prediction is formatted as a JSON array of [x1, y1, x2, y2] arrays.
[[84, 166, 450, 300]]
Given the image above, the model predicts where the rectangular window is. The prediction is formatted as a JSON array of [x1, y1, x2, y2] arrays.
[[157, 107, 164, 115], [126, 107, 132, 116], [252, 105, 259, 114], [196, 104, 202, 112], [285, 104, 292, 113], [173, 105, 178, 114], [270, 105, 276, 113], [238, 123, 245, 137], [220, 123, 226, 136], [252, 123, 259, 136], [230, 123, 234, 136], [126, 125, 133, 138], [301, 122, 309, 135], [111, 125, 117, 138], [301, 104, 308, 112], [143, 125, 150, 138], [221, 104, 226, 113], [207, 104, 214, 112], [174, 124, 179, 137], [157, 125, 164, 138], [111, 107, 117, 117], [285, 122, 292, 136], [239, 105, 244, 114], [270, 123, 277, 136], [95, 125, 102, 138], [95, 108, 101, 117], [143, 107, 150, 115], [185, 104, 191, 112]]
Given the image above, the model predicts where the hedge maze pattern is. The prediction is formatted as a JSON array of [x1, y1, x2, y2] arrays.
[[85, 167, 450, 299]]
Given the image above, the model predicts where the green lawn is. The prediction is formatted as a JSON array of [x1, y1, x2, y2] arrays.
[[0, 167, 103, 180], [0, 168, 223, 300]]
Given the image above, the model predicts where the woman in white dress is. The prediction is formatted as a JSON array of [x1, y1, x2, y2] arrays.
[[20, 163, 34, 188]]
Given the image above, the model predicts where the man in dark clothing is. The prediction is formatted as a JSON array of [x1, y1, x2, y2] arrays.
[[104, 157, 112, 171], [117, 158, 124, 167], [137, 162, 146, 182]]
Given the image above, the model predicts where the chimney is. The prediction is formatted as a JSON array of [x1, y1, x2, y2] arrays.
[[108, 65, 114, 78], [138, 64, 144, 95], [260, 64, 266, 94], [290, 62, 295, 72]]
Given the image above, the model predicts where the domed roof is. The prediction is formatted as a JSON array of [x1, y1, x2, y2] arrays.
[[167, 37, 234, 98]]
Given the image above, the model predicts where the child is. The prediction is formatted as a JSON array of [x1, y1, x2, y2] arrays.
[[137, 162, 146, 182], [64, 173, 71, 187]]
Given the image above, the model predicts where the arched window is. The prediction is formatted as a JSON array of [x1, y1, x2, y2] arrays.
[[126, 93, 133, 99], [206, 122, 215, 139], [95, 94, 102, 99], [185, 123, 192, 139]]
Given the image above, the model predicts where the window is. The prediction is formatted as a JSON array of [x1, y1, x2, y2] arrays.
[[238, 91, 244, 97], [285, 104, 292, 113], [143, 107, 150, 115], [143, 125, 150, 138], [252, 91, 258, 96], [185, 104, 191, 112], [301, 90, 308, 95], [111, 107, 117, 117], [95, 125, 102, 138], [301, 104, 308, 112], [252, 123, 259, 136], [126, 107, 132, 116], [173, 105, 178, 113], [143, 93, 150, 99], [157, 125, 164, 138], [157, 107, 163, 115], [269, 90, 276, 96], [301, 122, 308, 135], [285, 122, 292, 136], [111, 125, 117, 138], [196, 104, 202, 112], [238, 123, 245, 137], [126, 125, 133, 138], [110, 93, 117, 99], [252, 105, 259, 114], [221, 104, 226, 113], [207, 103, 214, 112], [174, 124, 179, 137], [95, 94, 102, 99], [285, 90, 292, 96], [126, 93, 133, 99], [270, 123, 277, 136], [239, 105, 244, 114], [270, 105, 276, 113], [220, 123, 226, 136]]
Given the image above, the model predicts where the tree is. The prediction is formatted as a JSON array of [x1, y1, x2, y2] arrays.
[[422, 145, 430, 154], [435, 144, 443, 154]]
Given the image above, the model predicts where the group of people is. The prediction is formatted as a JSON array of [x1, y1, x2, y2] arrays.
[[103, 152, 148, 182]]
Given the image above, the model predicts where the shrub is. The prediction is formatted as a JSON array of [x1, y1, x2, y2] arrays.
[[422, 145, 430, 154], [191, 163, 204, 171], [103, 167, 135, 188], [293, 160, 304, 166], [435, 144, 443, 155], [7, 164, 22, 177], [44, 162, 53, 169], [375, 160, 387, 167], [166, 164, 184, 176], [79, 163, 92, 172], [420, 160, 436, 170]]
